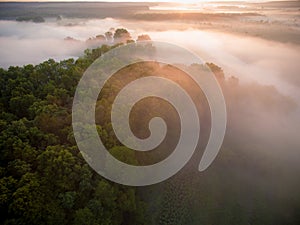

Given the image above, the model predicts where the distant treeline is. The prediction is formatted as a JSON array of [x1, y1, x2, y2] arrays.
[[0, 2, 151, 20], [16, 16, 45, 23], [1, 1, 299, 21]]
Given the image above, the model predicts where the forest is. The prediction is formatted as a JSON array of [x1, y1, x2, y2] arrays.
[[1, 29, 300, 225]]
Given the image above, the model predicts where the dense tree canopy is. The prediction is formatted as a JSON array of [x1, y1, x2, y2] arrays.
[[0, 33, 299, 225], [0, 43, 146, 225]]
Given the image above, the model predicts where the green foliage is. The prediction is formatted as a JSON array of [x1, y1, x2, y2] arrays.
[[113, 28, 132, 43], [1, 39, 299, 225], [0, 45, 145, 225]]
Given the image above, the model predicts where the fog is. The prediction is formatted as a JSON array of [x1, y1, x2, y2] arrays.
[[147, 30, 300, 104], [0, 19, 121, 67], [1, 19, 299, 96], [1, 5, 300, 223], [1, 18, 299, 158]]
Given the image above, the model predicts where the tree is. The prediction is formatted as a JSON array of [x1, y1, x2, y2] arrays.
[[137, 34, 151, 42], [0, 43, 148, 225], [113, 28, 132, 43], [105, 31, 113, 42]]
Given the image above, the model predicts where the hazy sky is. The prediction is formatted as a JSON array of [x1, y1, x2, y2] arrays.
[[0, 0, 278, 3]]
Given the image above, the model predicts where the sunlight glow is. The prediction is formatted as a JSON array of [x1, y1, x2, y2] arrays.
[[0, 0, 262, 3]]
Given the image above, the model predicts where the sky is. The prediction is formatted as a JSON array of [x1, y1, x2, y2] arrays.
[[0, 0, 278, 3]]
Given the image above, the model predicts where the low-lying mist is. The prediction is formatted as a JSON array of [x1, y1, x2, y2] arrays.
[[1, 9, 300, 223], [1, 18, 299, 161], [0, 19, 121, 68], [1, 18, 299, 96]]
